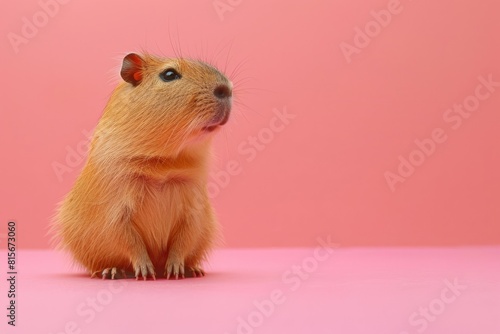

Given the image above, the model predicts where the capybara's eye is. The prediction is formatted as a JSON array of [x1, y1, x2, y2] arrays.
[[160, 69, 181, 82]]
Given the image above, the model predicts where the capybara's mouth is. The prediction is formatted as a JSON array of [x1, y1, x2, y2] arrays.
[[202, 124, 220, 132], [202, 105, 230, 131]]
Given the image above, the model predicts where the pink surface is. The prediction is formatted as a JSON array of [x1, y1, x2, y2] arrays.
[[1, 0, 500, 248], [1, 247, 499, 334]]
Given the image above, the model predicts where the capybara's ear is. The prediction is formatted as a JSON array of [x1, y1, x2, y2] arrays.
[[121, 53, 145, 86]]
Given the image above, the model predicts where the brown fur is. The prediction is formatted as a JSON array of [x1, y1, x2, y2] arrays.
[[52, 53, 232, 279]]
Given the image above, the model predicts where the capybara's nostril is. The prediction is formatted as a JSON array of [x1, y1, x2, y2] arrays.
[[213, 85, 232, 99]]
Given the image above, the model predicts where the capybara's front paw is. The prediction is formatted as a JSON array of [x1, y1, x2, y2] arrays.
[[133, 256, 156, 280], [164, 256, 185, 280]]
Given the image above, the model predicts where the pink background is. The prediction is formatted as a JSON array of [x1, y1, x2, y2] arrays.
[[1, 0, 500, 249]]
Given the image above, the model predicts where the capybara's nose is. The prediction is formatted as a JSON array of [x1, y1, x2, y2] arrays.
[[213, 84, 232, 99]]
